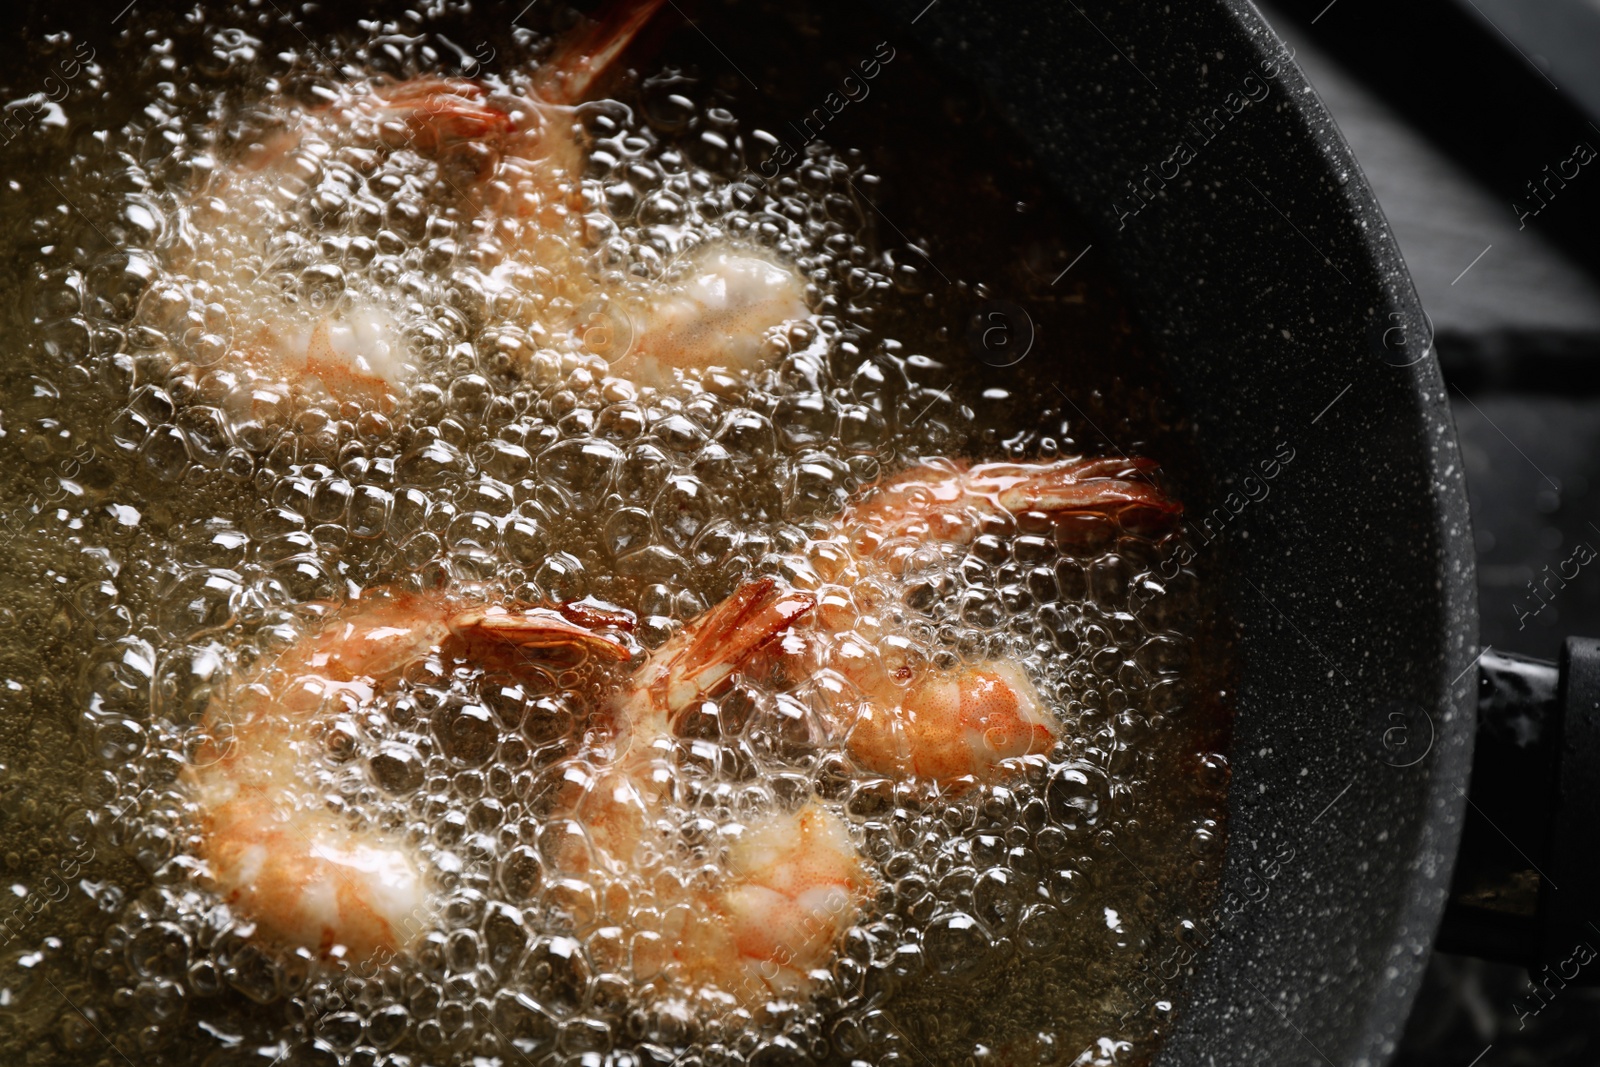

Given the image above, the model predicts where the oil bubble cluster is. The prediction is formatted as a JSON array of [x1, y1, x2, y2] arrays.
[[0, 4, 1230, 1065]]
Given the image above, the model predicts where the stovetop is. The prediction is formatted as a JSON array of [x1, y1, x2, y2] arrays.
[[1256, 5, 1600, 1064]]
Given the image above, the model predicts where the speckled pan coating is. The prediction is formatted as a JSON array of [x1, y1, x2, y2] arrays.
[[876, 0, 1480, 1063]]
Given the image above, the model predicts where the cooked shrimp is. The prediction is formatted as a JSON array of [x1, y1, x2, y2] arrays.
[[774, 456, 1183, 785], [184, 590, 630, 963], [573, 578, 875, 1008], [170, 78, 498, 407], [383, 14, 811, 386], [160, 0, 809, 422]]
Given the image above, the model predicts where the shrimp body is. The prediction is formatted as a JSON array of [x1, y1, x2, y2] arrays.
[[178, 78, 515, 407], [781, 457, 1182, 785], [832, 656, 1056, 782], [667, 801, 873, 1000], [226, 304, 412, 409], [185, 591, 628, 962], [192, 799, 429, 970], [603, 247, 812, 386]]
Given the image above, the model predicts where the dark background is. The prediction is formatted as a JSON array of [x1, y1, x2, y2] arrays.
[[1258, 1, 1600, 1062]]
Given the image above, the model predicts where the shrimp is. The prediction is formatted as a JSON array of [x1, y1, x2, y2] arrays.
[[658, 799, 873, 1001], [769, 456, 1183, 786], [438, 22, 811, 385], [185, 579, 874, 1009], [184, 590, 631, 963], [571, 578, 875, 1007]]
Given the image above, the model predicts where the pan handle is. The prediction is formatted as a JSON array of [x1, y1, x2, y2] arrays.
[[1437, 639, 1600, 977]]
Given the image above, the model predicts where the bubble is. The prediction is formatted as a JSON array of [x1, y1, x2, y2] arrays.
[[923, 912, 988, 979], [369, 742, 424, 794]]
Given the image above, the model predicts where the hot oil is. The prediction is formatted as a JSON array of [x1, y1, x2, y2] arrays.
[[0, 2, 1232, 1065]]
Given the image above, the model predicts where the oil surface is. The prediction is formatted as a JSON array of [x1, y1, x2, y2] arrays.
[[0, 2, 1232, 1065]]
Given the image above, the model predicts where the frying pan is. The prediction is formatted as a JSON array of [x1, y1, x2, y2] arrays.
[[866, 1, 1481, 1064], [0, 0, 1491, 1064]]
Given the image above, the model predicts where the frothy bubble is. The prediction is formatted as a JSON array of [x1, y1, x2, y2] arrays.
[[0, 5, 1230, 1065]]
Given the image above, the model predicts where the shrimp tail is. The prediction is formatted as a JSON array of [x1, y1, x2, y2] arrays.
[[846, 456, 1181, 546], [658, 577, 815, 715], [535, 0, 670, 104], [372, 78, 518, 154], [449, 605, 633, 663], [594, 579, 815, 867], [980, 456, 1183, 521]]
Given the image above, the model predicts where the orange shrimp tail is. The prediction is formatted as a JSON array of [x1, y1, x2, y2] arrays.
[[597, 577, 815, 858], [654, 577, 816, 715], [846, 455, 1182, 545], [981, 456, 1181, 518], [448, 604, 634, 668], [535, 0, 670, 104], [375, 78, 516, 149], [279, 591, 630, 681]]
